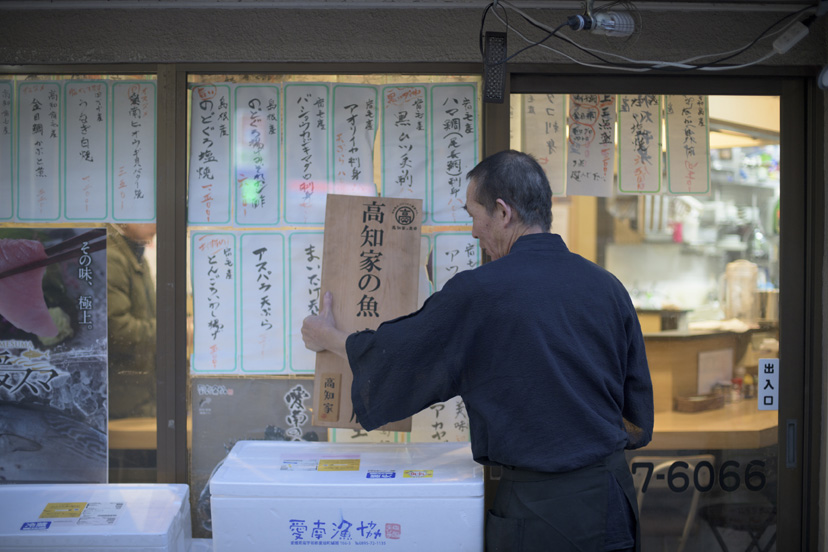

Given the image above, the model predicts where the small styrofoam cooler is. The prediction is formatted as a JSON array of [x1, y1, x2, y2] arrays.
[[210, 441, 484, 551], [0, 484, 192, 552]]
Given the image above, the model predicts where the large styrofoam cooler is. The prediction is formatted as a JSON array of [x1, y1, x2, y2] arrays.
[[210, 441, 484, 551], [0, 484, 191, 552]]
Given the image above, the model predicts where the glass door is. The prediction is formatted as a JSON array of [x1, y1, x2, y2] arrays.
[[507, 88, 797, 551]]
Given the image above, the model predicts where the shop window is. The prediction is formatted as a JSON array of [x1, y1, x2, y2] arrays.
[[0, 74, 158, 484]]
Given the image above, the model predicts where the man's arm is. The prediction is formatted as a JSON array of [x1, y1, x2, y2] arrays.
[[301, 291, 349, 359]]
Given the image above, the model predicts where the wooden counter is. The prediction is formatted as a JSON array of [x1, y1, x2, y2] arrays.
[[646, 399, 777, 451]]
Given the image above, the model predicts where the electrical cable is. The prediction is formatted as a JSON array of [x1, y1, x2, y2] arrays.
[[485, 0, 818, 73]]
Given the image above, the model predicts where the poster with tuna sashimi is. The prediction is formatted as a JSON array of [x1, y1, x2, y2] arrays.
[[0, 227, 108, 483]]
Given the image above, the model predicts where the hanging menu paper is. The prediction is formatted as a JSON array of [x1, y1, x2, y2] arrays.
[[192, 233, 237, 373], [284, 83, 330, 225], [618, 94, 661, 194], [235, 85, 280, 225], [0, 81, 11, 220], [188, 84, 232, 225], [65, 81, 109, 220], [17, 82, 61, 221], [431, 84, 477, 224], [240, 233, 285, 372], [566, 93, 615, 197], [666, 95, 710, 194], [112, 81, 156, 221], [522, 94, 566, 196], [287, 231, 324, 374], [432, 232, 479, 292], [332, 85, 378, 197], [381, 85, 428, 218]]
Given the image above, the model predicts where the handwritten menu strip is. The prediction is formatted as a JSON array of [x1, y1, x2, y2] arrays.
[[381, 85, 428, 218], [522, 94, 566, 196], [332, 85, 378, 197], [313, 194, 422, 430], [191, 233, 237, 373], [234, 85, 280, 226], [409, 396, 471, 443], [188, 84, 232, 224], [618, 94, 661, 194], [431, 84, 477, 224], [666, 95, 710, 194], [17, 82, 61, 221], [240, 233, 286, 372], [288, 231, 324, 374], [0, 81, 11, 220], [112, 81, 156, 221], [285, 83, 330, 225], [567, 93, 616, 198], [433, 232, 479, 292], [65, 81, 109, 220]]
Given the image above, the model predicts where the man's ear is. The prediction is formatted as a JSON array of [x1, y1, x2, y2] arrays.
[[495, 198, 513, 226]]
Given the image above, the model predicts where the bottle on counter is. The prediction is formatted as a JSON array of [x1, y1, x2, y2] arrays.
[[731, 378, 743, 403], [743, 373, 756, 399]]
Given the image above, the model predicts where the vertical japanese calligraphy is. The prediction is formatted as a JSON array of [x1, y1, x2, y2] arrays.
[[666, 95, 711, 194], [430, 84, 478, 224], [409, 396, 471, 443], [433, 232, 479, 292], [17, 82, 61, 221], [521, 94, 566, 196], [235, 85, 280, 225], [285, 83, 330, 225], [381, 85, 428, 217], [0, 81, 11, 220], [112, 81, 156, 221], [566, 94, 616, 197], [288, 231, 324, 374], [332, 85, 378, 197], [240, 233, 285, 372], [65, 81, 109, 220], [188, 84, 232, 225], [618, 94, 661, 194], [192, 233, 237, 373]]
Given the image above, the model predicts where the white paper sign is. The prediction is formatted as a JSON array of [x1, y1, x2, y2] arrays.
[[618, 94, 661, 194], [235, 85, 280, 226], [65, 81, 109, 220], [381, 85, 428, 218], [433, 232, 479, 292], [189, 84, 232, 225], [409, 396, 471, 443], [757, 357, 779, 411], [192, 233, 237, 373], [666, 95, 710, 195], [112, 81, 156, 221], [0, 81, 11, 220], [17, 82, 61, 221], [332, 85, 378, 197], [287, 231, 324, 373], [566, 93, 615, 197], [240, 233, 285, 373], [431, 84, 477, 224], [522, 94, 566, 196], [284, 83, 330, 225]]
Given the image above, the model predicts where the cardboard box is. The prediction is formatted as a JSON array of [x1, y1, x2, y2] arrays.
[[0, 484, 191, 552], [210, 441, 484, 551]]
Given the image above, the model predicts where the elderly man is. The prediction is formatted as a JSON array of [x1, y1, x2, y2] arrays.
[[303, 150, 653, 552]]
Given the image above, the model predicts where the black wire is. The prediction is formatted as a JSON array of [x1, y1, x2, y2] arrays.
[[486, 20, 571, 67], [480, 1, 510, 58]]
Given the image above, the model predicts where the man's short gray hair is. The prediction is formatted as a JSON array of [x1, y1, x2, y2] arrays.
[[466, 150, 552, 231]]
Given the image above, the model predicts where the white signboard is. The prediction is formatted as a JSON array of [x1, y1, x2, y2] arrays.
[[287, 231, 324, 373], [566, 93, 615, 197], [332, 84, 378, 197], [618, 94, 661, 194], [381, 85, 428, 218], [188, 84, 232, 225], [17, 82, 61, 221], [522, 94, 566, 196], [112, 81, 156, 221], [666, 94, 710, 195], [757, 357, 779, 411]]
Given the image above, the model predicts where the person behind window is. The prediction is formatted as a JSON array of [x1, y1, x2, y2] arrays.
[[107, 223, 156, 419], [302, 150, 654, 552]]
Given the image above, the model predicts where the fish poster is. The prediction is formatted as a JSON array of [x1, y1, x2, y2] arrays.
[[0, 227, 108, 483], [190, 376, 328, 538]]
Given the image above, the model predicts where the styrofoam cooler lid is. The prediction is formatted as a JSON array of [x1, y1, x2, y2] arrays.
[[209, 441, 483, 499], [0, 483, 189, 549]]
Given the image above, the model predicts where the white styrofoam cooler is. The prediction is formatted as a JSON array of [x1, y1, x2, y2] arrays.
[[210, 441, 484, 551], [0, 483, 191, 552]]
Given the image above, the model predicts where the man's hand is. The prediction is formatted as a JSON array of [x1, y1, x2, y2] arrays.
[[301, 291, 349, 359]]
